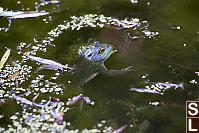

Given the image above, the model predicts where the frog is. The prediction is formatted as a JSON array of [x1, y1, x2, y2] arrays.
[[67, 41, 133, 87]]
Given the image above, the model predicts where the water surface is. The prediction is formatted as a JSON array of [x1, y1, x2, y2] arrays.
[[1, 0, 199, 132]]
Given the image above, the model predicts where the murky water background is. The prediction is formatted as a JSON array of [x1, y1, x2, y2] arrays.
[[1, 0, 199, 132]]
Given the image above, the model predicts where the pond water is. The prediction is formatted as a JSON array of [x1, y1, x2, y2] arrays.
[[0, 0, 199, 132]]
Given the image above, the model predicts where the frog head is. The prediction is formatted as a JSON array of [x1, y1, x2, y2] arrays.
[[78, 41, 113, 62]]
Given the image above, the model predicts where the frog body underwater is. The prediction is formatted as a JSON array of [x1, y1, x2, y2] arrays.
[[68, 41, 133, 87]]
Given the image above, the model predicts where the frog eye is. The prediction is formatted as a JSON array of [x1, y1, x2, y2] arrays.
[[99, 48, 105, 53]]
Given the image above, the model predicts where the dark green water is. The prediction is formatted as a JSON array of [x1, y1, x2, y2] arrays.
[[1, 0, 199, 132]]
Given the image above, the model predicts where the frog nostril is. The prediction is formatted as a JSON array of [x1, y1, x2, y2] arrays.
[[87, 54, 92, 57]]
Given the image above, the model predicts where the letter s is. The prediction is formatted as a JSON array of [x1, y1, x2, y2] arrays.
[[188, 103, 198, 116]]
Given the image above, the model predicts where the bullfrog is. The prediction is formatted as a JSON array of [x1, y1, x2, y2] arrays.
[[68, 41, 133, 87]]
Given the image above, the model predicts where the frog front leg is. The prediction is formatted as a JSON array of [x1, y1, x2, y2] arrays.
[[98, 64, 134, 77]]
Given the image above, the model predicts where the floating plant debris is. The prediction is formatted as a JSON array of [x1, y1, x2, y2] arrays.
[[0, 7, 49, 19], [130, 82, 184, 95], [45, 14, 158, 41], [170, 25, 181, 30], [45, 80, 66, 89], [50, 109, 64, 124], [13, 95, 35, 106], [0, 61, 32, 89], [154, 82, 184, 90], [111, 18, 140, 29], [3, 100, 70, 132], [0, 6, 48, 32], [109, 124, 127, 133], [10, 12, 49, 19], [0, 48, 10, 70], [7, 71, 20, 80], [66, 94, 82, 106], [130, 88, 163, 94], [27, 55, 75, 71], [130, 0, 138, 4], [190, 79, 197, 84], [12, 94, 62, 108], [195, 72, 199, 76], [36, 64, 66, 73], [0, 19, 12, 32], [35, 0, 60, 11], [66, 94, 95, 106], [149, 101, 160, 106], [0, 7, 23, 17]]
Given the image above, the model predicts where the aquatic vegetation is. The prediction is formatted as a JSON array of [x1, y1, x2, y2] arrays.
[[1, 101, 70, 132], [0, 61, 32, 88], [29, 74, 65, 95], [0, 98, 125, 132], [46, 14, 158, 40]]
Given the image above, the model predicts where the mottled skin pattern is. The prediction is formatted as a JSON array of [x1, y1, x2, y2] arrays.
[[71, 41, 133, 87]]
